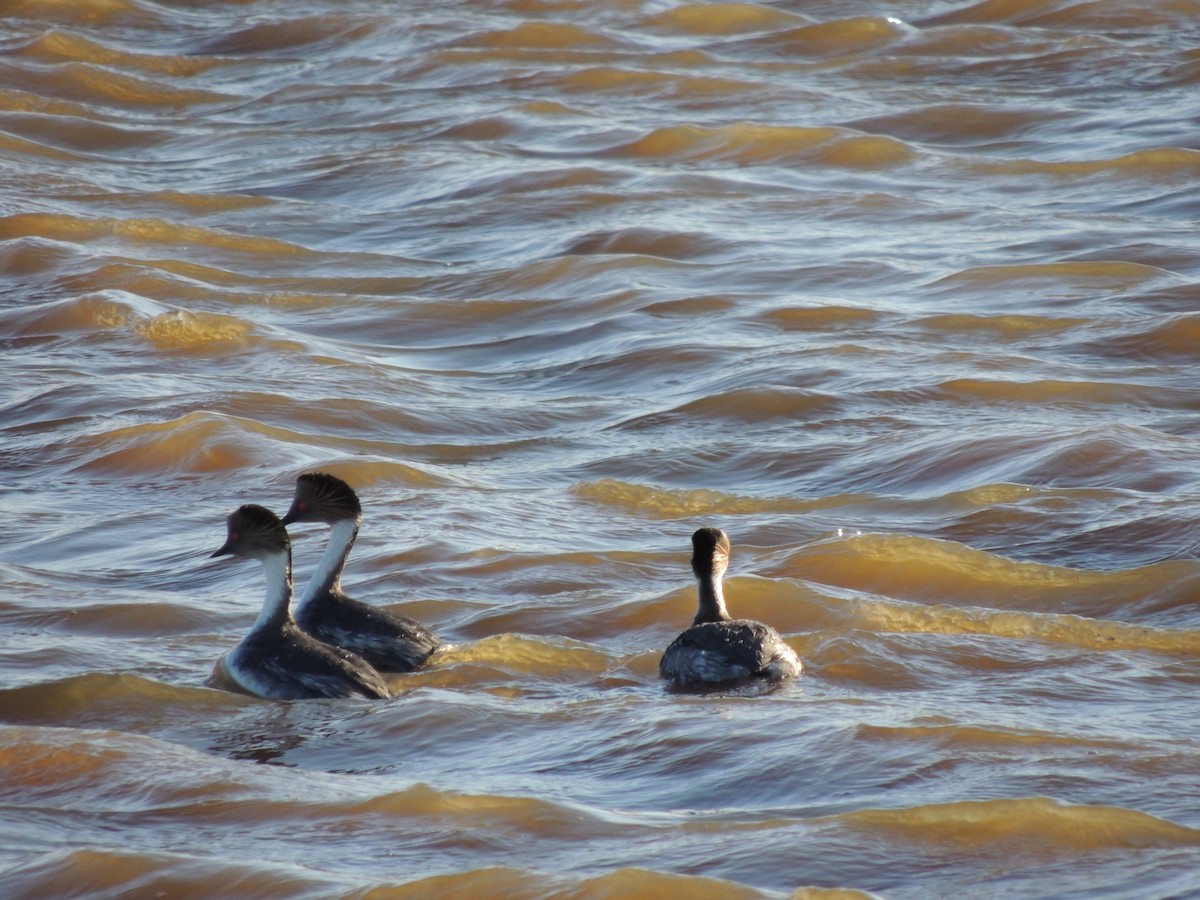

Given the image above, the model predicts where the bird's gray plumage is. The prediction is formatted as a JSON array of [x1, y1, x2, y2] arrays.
[[282, 473, 440, 672], [210, 503, 392, 701], [659, 527, 802, 686]]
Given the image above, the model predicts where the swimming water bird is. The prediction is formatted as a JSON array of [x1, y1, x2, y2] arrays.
[[209, 504, 392, 701], [660, 527, 802, 686], [281, 473, 440, 672]]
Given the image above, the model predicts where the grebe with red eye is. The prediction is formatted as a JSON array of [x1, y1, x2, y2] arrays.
[[660, 527, 802, 686], [209, 504, 392, 700], [281, 473, 440, 672]]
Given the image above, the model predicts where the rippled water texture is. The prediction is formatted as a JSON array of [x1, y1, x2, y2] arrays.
[[2, 0, 1200, 896]]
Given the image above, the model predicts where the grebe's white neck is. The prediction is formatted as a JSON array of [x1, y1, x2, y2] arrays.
[[297, 517, 358, 611], [694, 566, 730, 624], [250, 549, 294, 632]]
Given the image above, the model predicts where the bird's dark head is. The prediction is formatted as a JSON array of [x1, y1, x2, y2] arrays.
[[211, 504, 290, 560], [281, 472, 362, 526], [691, 526, 730, 578]]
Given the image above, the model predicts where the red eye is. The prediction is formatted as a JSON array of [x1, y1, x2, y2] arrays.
[[230, 531, 240, 542], [298, 501, 308, 510]]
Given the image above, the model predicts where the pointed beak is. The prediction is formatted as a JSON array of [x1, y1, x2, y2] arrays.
[[210, 541, 233, 559]]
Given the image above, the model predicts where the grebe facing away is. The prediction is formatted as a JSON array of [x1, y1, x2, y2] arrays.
[[660, 527, 802, 687], [281, 473, 440, 672], [209, 504, 392, 701]]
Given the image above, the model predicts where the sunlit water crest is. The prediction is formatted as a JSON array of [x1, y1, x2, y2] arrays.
[[2, 0, 1199, 896]]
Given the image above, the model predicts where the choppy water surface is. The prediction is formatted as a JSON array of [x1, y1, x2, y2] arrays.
[[3, 0, 1200, 896]]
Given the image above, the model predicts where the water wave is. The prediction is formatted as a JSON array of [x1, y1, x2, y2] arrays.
[[4, 1, 1200, 896], [841, 796, 1200, 851], [608, 123, 917, 169]]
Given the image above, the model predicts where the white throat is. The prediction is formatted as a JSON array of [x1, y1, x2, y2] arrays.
[[251, 550, 292, 632], [297, 518, 357, 610], [695, 565, 730, 623]]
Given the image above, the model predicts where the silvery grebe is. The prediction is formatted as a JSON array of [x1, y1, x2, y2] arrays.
[[281, 473, 440, 672], [209, 504, 392, 701], [660, 527, 802, 686]]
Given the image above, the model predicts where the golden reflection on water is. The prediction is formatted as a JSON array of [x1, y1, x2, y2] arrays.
[[2, 0, 1200, 896]]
